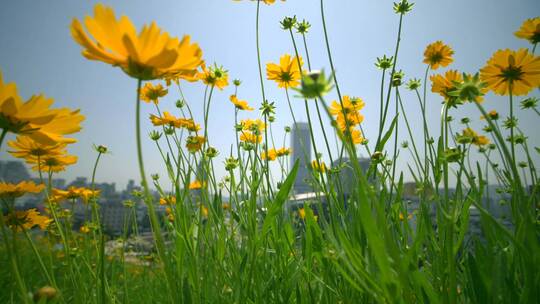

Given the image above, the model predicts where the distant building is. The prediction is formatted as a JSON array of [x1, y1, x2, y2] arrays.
[[331, 157, 372, 196], [0, 160, 30, 182], [290, 122, 312, 194]]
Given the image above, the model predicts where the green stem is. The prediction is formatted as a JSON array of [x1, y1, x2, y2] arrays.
[[134, 79, 176, 302]]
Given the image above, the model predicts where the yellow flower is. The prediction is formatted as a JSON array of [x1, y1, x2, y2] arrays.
[[430, 70, 463, 100], [0, 72, 84, 144], [240, 118, 266, 132], [189, 180, 205, 190], [514, 17, 540, 44], [80, 225, 90, 234], [261, 149, 277, 161], [178, 118, 201, 132], [480, 48, 540, 96], [200, 205, 209, 218], [29, 153, 78, 173], [329, 96, 365, 115], [0, 181, 44, 198], [197, 64, 229, 90], [462, 128, 490, 146], [276, 147, 291, 157], [71, 4, 203, 80], [311, 160, 327, 173], [240, 131, 262, 144], [423, 41, 454, 70], [186, 135, 206, 153], [140, 83, 168, 104], [343, 127, 365, 145], [233, 0, 285, 5], [229, 95, 254, 111], [298, 208, 306, 219], [159, 195, 176, 205], [330, 96, 365, 131], [8, 136, 67, 160], [4, 209, 51, 232], [266, 54, 303, 88], [150, 111, 180, 127], [298, 207, 318, 221]]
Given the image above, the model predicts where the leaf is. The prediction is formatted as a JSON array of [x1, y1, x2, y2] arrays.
[[261, 160, 299, 237], [375, 115, 399, 152]]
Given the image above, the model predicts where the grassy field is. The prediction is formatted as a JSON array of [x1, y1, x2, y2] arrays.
[[1, 0, 539, 303]]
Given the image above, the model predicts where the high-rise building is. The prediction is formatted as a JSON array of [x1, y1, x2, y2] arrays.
[[0, 160, 30, 182], [290, 122, 312, 194], [331, 157, 372, 196]]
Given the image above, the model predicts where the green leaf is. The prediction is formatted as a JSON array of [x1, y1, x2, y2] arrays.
[[375, 115, 399, 152]]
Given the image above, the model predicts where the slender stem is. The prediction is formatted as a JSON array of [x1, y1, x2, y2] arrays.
[[377, 12, 404, 148], [0, 128, 7, 152], [134, 79, 175, 302], [509, 87, 516, 167]]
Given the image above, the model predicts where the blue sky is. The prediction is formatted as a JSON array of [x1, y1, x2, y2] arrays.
[[1, 0, 538, 190]]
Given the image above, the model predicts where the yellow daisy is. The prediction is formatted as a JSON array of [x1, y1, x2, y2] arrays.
[[71, 4, 203, 80], [514, 17, 540, 44], [140, 83, 168, 104], [480, 48, 540, 96], [229, 95, 254, 111], [0, 181, 44, 198], [4, 209, 51, 232], [0, 71, 84, 145], [266, 54, 303, 88], [197, 64, 229, 90], [430, 70, 463, 100], [423, 41, 454, 70]]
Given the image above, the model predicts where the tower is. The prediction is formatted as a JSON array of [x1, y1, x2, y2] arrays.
[[290, 122, 312, 194]]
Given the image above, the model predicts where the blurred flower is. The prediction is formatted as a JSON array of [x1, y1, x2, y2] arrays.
[[189, 180, 205, 190], [4, 209, 51, 232], [229, 95, 254, 111], [431, 70, 463, 102], [461, 128, 490, 146], [186, 135, 206, 153], [520, 97, 538, 109], [198, 63, 229, 90], [514, 17, 540, 44], [80, 225, 90, 234], [406, 78, 421, 90], [280, 16, 297, 30], [140, 83, 168, 104], [297, 70, 334, 99], [393, 0, 414, 14], [51, 186, 100, 203], [266, 54, 303, 88], [0, 181, 44, 198], [447, 73, 487, 103], [233, 0, 285, 5], [71, 4, 203, 80], [375, 55, 393, 70], [423, 41, 454, 70], [240, 131, 262, 144], [311, 160, 327, 173], [8, 136, 66, 161], [33, 286, 58, 303], [240, 118, 266, 132], [28, 153, 78, 173], [261, 149, 277, 161], [159, 195, 176, 205], [296, 19, 311, 34], [391, 70, 405, 87], [205, 147, 219, 158], [224, 157, 239, 171], [480, 48, 540, 96], [0, 71, 84, 145]]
